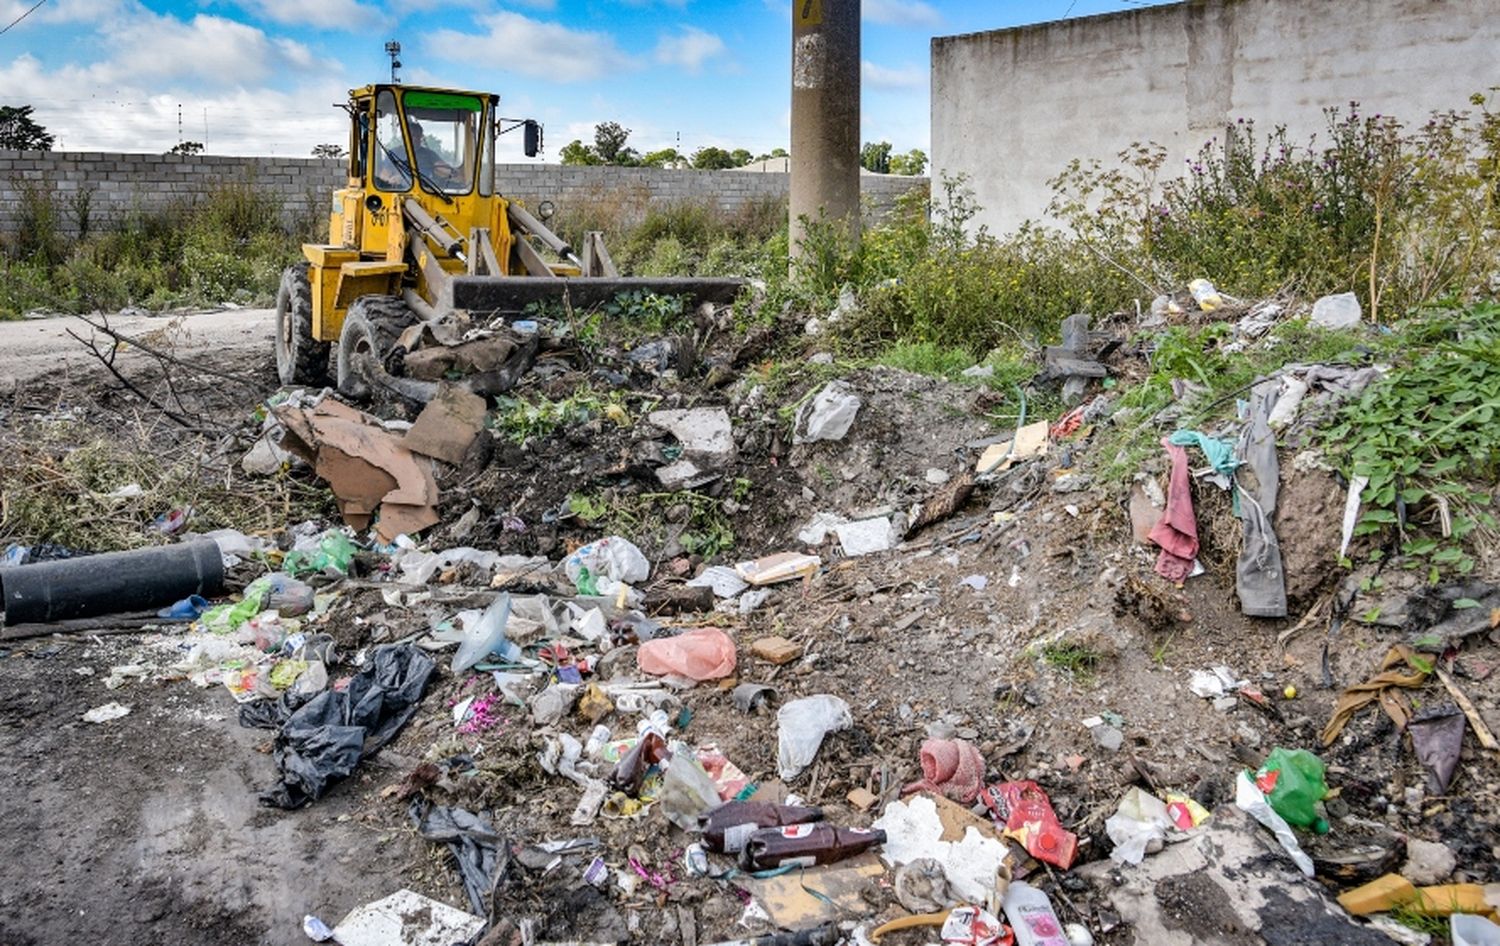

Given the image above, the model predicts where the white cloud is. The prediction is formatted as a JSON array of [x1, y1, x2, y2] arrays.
[[863, 0, 941, 28], [233, 0, 389, 31], [653, 26, 726, 73], [862, 60, 925, 91], [425, 11, 635, 82], [0, 0, 126, 27], [105, 13, 316, 86]]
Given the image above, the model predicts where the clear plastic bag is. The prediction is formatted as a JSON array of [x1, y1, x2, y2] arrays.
[[776, 695, 852, 779]]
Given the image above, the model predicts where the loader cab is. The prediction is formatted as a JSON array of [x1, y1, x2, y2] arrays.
[[329, 84, 503, 259]]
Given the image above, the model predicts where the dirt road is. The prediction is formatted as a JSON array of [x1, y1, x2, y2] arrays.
[[0, 309, 275, 388]]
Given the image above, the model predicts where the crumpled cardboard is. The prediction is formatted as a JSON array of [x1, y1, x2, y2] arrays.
[[274, 399, 440, 541], [404, 383, 487, 464]]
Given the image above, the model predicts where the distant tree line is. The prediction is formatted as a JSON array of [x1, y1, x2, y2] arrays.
[[558, 123, 926, 175]]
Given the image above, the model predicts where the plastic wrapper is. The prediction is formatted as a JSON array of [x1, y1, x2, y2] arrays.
[[658, 742, 723, 831], [452, 593, 521, 673], [563, 536, 649, 596], [1235, 770, 1314, 877]]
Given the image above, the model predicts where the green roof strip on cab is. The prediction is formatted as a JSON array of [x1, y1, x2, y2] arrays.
[[403, 90, 482, 111]]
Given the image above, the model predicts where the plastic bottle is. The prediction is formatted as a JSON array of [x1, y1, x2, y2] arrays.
[[700, 802, 826, 854], [451, 593, 521, 674], [1188, 278, 1223, 312], [1254, 747, 1330, 834], [608, 731, 666, 796], [1002, 880, 1069, 946], [739, 824, 885, 871]]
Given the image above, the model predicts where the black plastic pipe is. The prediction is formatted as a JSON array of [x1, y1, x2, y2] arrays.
[[0, 539, 224, 625]]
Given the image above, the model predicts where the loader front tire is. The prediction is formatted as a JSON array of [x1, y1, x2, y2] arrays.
[[274, 263, 329, 387], [335, 295, 414, 400]]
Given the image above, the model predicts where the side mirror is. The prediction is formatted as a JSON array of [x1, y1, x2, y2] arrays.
[[523, 120, 542, 158]]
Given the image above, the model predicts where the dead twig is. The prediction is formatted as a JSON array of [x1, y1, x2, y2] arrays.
[[1435, 667, 1500, 752]]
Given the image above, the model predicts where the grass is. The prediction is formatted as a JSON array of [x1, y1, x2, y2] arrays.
[[1040, 641, 1104, 679], [0, 419, 331, 551], [568, 489, 738, 559], [1387, 903, 1449, 940]]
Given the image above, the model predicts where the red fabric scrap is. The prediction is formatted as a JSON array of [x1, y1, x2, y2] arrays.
[[903, 738, 986, 803], [1148, 437, 1198, 582]]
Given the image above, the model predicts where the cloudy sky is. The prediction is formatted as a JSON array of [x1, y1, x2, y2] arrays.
[[3, 0, 1172, 159]]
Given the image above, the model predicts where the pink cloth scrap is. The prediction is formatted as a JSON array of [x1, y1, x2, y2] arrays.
[[1149, 437, 1199, 582], [903, 738, 986, 803]]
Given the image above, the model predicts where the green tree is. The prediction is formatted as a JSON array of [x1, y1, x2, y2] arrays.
[[594, 121, 639, 165], [642, 148, 685, 168], [0, 105, 55, 151], [168, 141, 204, 155], [888, 148, 928, 176], [560, 139, 602, 165], [692, 146, 736, 170], [860, 140, 892, 174], [311, 143, 346, 159], [730, 148, 753, 167]]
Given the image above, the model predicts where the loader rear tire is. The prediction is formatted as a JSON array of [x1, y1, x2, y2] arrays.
[[335, 295, 415, 400], [274, 263, 329, 387]]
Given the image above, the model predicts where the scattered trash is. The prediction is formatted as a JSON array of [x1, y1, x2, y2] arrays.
[[940, 904, 1010, 946], [410, 803, 502, 916], [875, 793, 1012, 903], [688, 565, 750, 599], [1452, 914, 1500, 946], [834, 517, 898, 558], [1321, 645, 1431, 746], [732, 682, 777, 714], [82, 702, 131, 723], [976, 420, 1049, 473], [659, 743, 724, 831], [1104, 787, 1173, 865], [1188, 278, 1222, 312], [892, 856, 953, 914], [637, 627, 737, 681], [647, 407, 736, 488], [451, 593, 521, 673], [751, 636, 803, 665], [1408, 704, 1467, 795], [1188, 666, 1248, 699], [1149, 437, 1198, 583], [402, 383, 486, 464], [776, 695, 852, 780]]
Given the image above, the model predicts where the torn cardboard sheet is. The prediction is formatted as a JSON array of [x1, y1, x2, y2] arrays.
[[976, 420, 1049, 474], [275, 399, 440, 542], [740, 853, 885, 930], [403, 383, 487, 464]]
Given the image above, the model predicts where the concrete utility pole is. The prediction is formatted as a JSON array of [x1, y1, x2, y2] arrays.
[[790, 0, 860, 258]]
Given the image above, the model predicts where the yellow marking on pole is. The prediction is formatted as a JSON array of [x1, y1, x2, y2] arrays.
[[796, 0, 822, 28]]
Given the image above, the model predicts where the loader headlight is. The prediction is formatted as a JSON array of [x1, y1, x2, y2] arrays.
[[537, 200, 555, 220], [365, 194, 384, 212]]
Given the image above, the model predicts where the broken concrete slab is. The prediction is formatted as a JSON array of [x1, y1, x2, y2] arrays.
[[647, 407, 736, 489], [834, 517, 897, 557], [1078, 805, 1395, 946]]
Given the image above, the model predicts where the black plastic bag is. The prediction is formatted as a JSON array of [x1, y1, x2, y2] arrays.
[[411, 801, 503, 916], [259, 644, 435, 809]]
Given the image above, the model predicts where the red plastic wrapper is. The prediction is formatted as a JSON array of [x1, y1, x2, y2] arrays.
[[981, 780, 1079, 869]]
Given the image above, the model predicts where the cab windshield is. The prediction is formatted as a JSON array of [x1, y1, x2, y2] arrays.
[[403, 90, 482, 196]]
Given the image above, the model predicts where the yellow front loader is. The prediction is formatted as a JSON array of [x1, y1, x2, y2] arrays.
[[275, 83, 743, 398]]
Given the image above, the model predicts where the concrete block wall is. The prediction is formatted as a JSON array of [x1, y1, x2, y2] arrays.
[[933, 0, 1500, 235], [0, 152, 924, 238]]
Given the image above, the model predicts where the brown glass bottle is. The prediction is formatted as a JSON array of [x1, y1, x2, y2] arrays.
[[738, 824, 886, 871], [699, 802, 826, 854]]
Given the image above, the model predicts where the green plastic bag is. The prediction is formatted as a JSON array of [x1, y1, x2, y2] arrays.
[[283, 532, 357, 577], [1255, 747, 1330, 834]]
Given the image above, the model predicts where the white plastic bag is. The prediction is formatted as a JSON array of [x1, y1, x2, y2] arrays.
[[1452, 913, 1500, 946], [563, 536, 650, 595], [1234, 770, 1314, 877], [794, 381, 862, 444], [776, 695, 852, 779]]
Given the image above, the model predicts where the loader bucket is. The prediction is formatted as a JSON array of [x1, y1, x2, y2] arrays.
[[450, 276, 747, 313]]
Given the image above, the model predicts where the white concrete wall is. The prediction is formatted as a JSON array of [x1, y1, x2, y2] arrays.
[[933, 0, 1500, 235]]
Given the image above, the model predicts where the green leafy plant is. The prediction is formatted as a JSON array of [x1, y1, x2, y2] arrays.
[[1321, 301, 1500, 577]]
